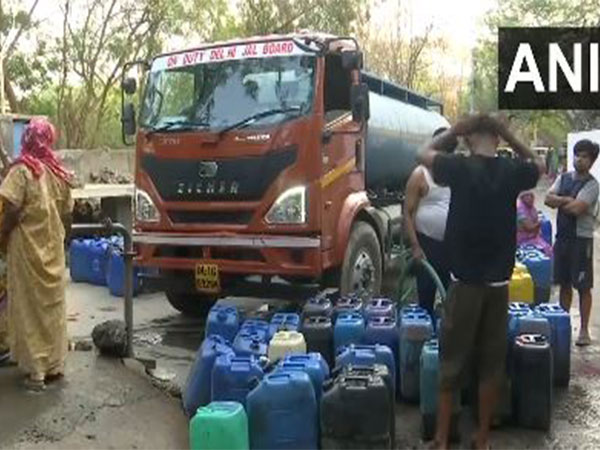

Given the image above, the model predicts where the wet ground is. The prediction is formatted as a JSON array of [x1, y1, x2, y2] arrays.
[[2, 179, 600, 449], [128, 294, 600, 450]]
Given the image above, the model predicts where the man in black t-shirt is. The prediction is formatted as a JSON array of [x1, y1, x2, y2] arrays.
[[418, 115, 544, 450]]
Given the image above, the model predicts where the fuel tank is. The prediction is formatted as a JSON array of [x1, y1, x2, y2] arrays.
[[364, 76, 450, 193]]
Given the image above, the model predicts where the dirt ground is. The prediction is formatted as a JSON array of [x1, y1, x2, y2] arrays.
[[1, 178, 600, 449]]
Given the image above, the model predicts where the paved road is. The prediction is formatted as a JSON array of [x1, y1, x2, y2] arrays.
[[2, 178, 600, 448]]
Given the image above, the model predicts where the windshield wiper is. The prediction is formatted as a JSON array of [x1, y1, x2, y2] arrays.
[[148, 119, 209, 135], [218, 106, 302, 137]]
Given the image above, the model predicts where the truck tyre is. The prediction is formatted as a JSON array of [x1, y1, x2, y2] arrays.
[[340, 221, 382, 297], [165, 291, 217, 317]]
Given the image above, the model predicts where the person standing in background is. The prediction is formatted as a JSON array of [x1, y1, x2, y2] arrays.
[[545, 139, 599, 347], [403, 127, 458, 316], [0, 118, 74, 391], [516, 191, 552, 256]]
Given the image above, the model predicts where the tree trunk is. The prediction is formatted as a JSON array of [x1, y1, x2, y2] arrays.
[[4, 74, 18, 113]]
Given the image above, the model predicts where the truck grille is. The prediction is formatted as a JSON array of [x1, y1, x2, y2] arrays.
[[168, 210, 253, 225], [142, 146, 297, 202]]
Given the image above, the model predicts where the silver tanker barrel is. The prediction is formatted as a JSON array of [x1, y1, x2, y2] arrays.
[[364, 76, 450, 194]]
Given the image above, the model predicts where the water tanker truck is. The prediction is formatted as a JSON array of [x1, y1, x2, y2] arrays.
[[121, 33, 449, 315]]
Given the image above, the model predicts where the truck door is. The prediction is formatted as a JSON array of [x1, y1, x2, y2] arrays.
[[320, 54, 364, 254]]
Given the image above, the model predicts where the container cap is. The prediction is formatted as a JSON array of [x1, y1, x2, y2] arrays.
[[197, 401, 244, 417]]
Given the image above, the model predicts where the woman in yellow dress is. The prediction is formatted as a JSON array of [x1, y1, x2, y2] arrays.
[[0, 118, 73, 391]]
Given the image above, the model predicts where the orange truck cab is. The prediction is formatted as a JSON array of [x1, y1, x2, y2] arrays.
[[121, 32, 449, 315]]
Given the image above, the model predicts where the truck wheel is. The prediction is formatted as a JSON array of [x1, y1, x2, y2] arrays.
[[165, 291, 217, 317], [340, 221, 382, 297]]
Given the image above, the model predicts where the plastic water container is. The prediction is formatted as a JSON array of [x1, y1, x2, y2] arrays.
[[509, 263, 534, 304], [268, 331, 306, 362], [88, 239, 110, 286], [268, 313, 300, 340], [106, 249, 140, 297], [399, 311, 433, 402], [336, 344, 396, 395], [190, 401, 249, 450], [364, 316, 399, 379], [69, 239, 90, 282], [399, 303, 428, 326], [340, 364, 395, 448], [303, 295, 333, 318], [508, 302, 531, 316], [321, 372, 392, 449], [334, 312, 364, 351], [183, 335, 235, 418], [239, 319, 269, 341], [539, 213, 553, 245], [301, 316, 334, 368], [285, 353, 330, 378], [507, 303, 532, 362], [517, 246, 552, 303], [211, 354, 264, 408], [519, 250, 552, 288], [535, 303, 571, 387], [275, 353, 330, 402], [508, 306, 550, 340], [364, 298, 396, 321], [233, 331, 268, 358], [420, 339, 460, 441], [247, 371, 318, 450], [534, 285, 551, 304], [508, 311, 551, 351], [206, 304, 240, 343], [333, 296, 363, 319], [511, 334, 553, 430]]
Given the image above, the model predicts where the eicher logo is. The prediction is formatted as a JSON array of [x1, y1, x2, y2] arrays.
[[498, 27, 600, 109]]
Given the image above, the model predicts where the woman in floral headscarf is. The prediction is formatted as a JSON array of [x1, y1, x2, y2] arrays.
[[0, 118, 73, 391], [516, 191, 552, 256]]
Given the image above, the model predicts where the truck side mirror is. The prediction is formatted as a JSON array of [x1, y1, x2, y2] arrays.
[[122, 77, 137, 95], [122, 102, 137, 137], [341, 51, 364, 70], [351, 83, 370, 123]]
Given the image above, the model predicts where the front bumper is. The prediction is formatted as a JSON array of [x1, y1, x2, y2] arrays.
[[133, 232, 323, 278]]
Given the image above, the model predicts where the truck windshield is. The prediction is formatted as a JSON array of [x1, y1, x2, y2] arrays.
[[140, 55, 316, 132]]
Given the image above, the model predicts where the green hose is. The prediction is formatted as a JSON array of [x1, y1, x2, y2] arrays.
[[396, 256, 447, 308]]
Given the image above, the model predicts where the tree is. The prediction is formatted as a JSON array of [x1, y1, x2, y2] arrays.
[[50, 0, 235, 148], [0, 0, 41, 112], [357, 2, 461, 116], [238, 0, 367, 37], [466, 0, 600, 143], [361, 26, 439, 90]]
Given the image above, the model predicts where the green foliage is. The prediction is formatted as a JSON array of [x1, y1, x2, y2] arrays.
[[463, 0, 600, 144], [238, 0, 366, 37], [14, 0, 365, 149]]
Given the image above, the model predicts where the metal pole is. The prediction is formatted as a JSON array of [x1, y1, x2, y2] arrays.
[[71, 222, 135, 358]]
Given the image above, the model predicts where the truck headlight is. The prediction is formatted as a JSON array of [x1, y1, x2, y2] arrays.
[[265, 186, 307, 224], [135, 188, 160, 223]]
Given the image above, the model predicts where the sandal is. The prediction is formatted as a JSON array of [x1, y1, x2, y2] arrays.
[[0, 349, 10, 365], [23, 376, 46, 392], [45, 372, 65, 384]]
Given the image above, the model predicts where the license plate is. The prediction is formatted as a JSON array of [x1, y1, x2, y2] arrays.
[[195, 263, 221, 293]]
